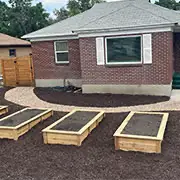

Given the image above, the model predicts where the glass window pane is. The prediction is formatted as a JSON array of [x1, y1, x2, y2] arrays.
[[56, 42, 68, 51], [107, 37, 141, 63], [56, 52, 68, 62], [9, 49, 16, 57]]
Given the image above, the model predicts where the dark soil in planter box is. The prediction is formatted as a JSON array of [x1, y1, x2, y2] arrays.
[[52, 111, 99, 131], [0, 109, 45, 127], [34, 88, 169, 107], [122, 113, 163, 137]]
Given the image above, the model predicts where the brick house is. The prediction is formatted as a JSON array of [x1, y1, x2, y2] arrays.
[[22, 0, 180, 96]]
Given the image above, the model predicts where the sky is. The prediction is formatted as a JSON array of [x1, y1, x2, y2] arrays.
[[0, 0, 171, 18]]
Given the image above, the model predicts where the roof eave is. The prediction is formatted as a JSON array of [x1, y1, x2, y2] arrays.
[[0, 44, 31, 47], [22, 33, 78, 40], [73, 23, 177, 34]]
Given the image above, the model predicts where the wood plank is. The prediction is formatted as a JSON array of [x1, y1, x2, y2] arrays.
[[0, 106, 8, 116], [1, 58, 17, 86], [44, 132, 80, 146], [157, 113, 169, 140], [115, 137, 161, 153], [0, 129, 15, 139]]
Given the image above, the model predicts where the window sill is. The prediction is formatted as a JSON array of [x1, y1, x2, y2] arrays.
[[105, 63, 143, 67], [55, 62, 69, 65]]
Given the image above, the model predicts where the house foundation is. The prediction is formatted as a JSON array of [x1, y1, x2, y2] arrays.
[[82, 84, 172, 96], [35, 79, 82, 88]]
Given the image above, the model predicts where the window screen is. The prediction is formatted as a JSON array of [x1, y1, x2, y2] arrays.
[[55, 41, 69, 63], [106, 36, 141, 64], [56, 42, 68, 52]]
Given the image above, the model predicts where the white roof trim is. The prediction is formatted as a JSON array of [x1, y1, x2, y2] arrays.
[[22, 33, 77, 39], [75, 23, 174, 33], [78, 26, 173, 38], [30, 35, 79, 42]]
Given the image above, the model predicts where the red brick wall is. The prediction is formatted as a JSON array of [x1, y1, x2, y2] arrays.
[[31, 39, 81, 79], [79, 32, 173, 85], [174, 33, 180, 73]]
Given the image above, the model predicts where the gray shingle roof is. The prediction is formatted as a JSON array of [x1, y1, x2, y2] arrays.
[[22, 0, 180, 39]]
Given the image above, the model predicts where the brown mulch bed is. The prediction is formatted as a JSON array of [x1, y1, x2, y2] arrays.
[[34, 87, 170, 107], [0, 88, 180, 180]]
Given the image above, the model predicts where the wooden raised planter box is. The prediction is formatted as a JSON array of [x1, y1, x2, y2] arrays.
[[114, 111, 169, 153], [0, 108, 53, 140], [42, 109, 105, 146], [0, 106, 8, 116]]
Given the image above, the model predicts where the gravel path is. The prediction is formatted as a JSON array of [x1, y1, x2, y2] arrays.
[[5, 87, 180, 113]]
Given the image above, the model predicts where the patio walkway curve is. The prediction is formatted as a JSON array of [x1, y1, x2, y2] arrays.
[[5, 87, 180, 113]]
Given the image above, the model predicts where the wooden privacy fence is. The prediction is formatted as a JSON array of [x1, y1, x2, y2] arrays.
[[1, 55, 34, 87]]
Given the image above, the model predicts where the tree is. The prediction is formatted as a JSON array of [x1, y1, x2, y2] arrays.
[[54, 7, 69, 22], [54, 0, 105, 22], [8, 0, 32, 36], [67, 0, 81, 16], [0, 1, 10, 34], [7, 0, 49, 37], [27, 3, 50, 32], [155, 0, 180, 10], [67, 0, 105, 16]]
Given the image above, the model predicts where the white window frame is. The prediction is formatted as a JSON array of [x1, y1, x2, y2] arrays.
[[54, 41, 69, 64], [105, 35, 143, 65]]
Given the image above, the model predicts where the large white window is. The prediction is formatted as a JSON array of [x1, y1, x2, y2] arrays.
[[54, 41, 69, 64], [105, 36, 142, 65]]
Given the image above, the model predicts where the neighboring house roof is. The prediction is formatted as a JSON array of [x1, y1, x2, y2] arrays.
[[22, 0, 180, 39], [0, 33, 31, 47]]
